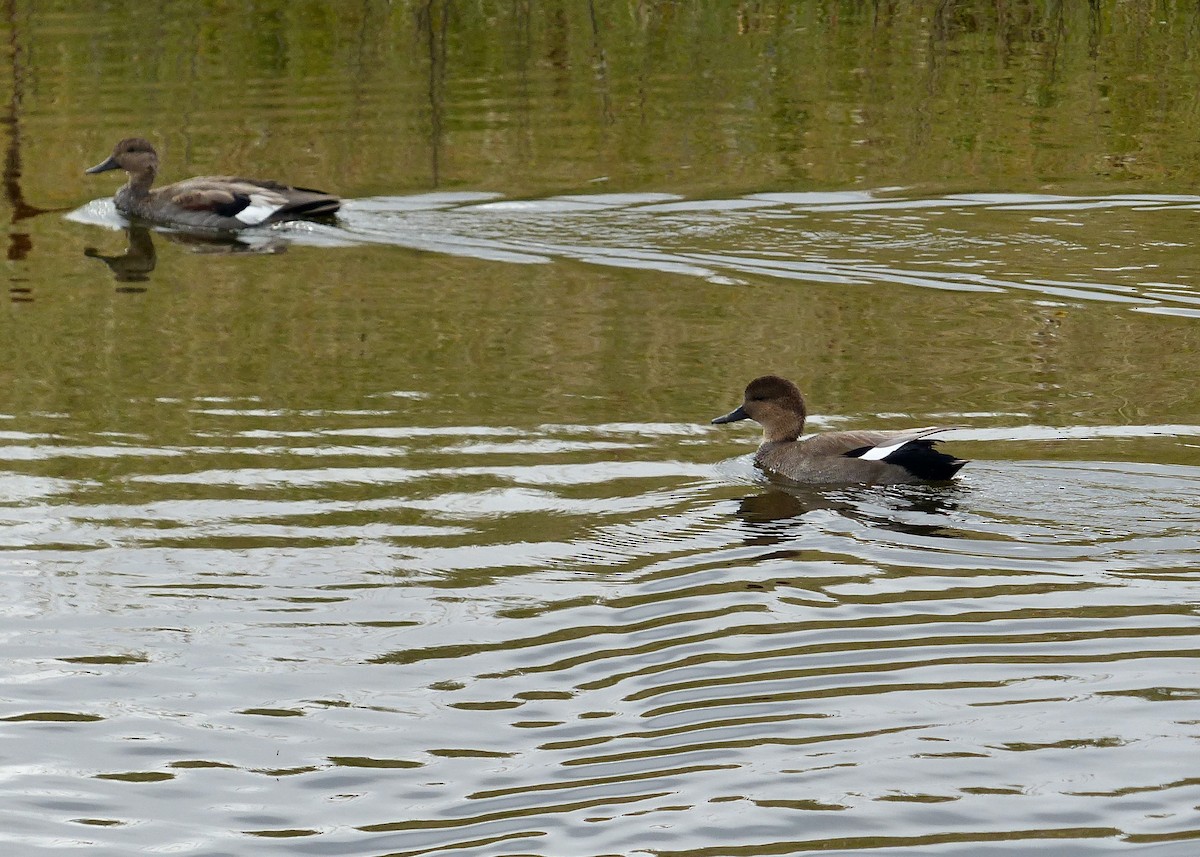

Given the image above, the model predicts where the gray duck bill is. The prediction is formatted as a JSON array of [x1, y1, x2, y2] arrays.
[[711, 405, 750, 424], [85, 156, 120, 174]]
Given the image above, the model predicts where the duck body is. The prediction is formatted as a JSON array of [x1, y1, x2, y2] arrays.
[[713, 375, 967, 485], [86, 138, 340, 231]]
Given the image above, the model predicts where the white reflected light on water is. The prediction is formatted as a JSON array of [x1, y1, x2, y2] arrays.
[[30, 2, 1200, 850], [0, 396, 1198, 855]]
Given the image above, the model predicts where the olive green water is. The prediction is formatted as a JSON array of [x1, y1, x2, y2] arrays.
[[3, 3, 1200, 855]]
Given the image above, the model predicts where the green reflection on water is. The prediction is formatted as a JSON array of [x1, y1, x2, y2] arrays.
[[0, 0, 1198, 463], [9, 1, 1200, 206], [0, 8, 1197, 855]]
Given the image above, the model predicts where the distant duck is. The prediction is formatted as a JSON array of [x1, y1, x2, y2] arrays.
[[85, 138, 340, 231], [712, 375, 967, 485]]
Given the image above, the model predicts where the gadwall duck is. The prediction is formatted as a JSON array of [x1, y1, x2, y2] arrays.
[[85, 138, 340, 230], [712, 375, 967, 485]]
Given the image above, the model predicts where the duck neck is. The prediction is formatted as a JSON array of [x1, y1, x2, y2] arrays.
[[764, 408, 805, 443], [123, 163, 156, 199]]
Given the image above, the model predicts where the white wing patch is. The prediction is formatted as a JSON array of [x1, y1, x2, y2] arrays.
[[234, 193, 284, 225], [857, 427, 953, 462], [858, 438, 912, 461]]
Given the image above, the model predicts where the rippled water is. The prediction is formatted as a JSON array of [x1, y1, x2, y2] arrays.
[[7, 2, 1200, 853], [3, 369, 1200, 854], [72, 188, 1200, 317]]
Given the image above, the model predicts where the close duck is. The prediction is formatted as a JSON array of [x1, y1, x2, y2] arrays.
[[712, 375, 967, 485]]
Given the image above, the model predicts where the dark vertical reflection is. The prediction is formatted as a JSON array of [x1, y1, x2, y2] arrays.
[[347, 0, 378, 138], [417, 0, 450, 187], [1, 0, 38, 227], [513, 0, 532, 166], [1087, 0, 1103, 59], [587, 0, 614, 126], [2, 0, 61, 303]]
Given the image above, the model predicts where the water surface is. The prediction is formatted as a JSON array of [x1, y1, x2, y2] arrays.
[[3, 3, 1200, 855]]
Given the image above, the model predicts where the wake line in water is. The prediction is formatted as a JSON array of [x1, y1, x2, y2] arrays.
[[70, 189, 1200, 316], [320, 190, 1200, 316]]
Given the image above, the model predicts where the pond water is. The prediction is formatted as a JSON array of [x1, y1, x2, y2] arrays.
[[2, 3, 1200, 856]]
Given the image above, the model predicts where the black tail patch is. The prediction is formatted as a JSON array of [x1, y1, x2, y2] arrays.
[[845, 439, 967, 482]]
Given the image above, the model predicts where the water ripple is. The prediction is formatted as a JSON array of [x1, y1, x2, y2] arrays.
[[69, 188, 1200, 318], [1, 406, 1198, 855], [300, 190, 1200, 318]]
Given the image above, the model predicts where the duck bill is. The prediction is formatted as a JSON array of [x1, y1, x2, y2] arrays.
[[85, 156, 120, 174], [711, 405, 750, 424]]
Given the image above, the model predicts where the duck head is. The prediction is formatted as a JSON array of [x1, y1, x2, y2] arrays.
[[712, 375, 808, 442], [86, 138, 159, 178]]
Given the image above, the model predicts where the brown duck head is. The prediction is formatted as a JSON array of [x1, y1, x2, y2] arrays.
[[712, 375, 808, 443], [86, 138, 159, 183]]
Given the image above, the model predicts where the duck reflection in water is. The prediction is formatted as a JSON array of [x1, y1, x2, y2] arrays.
[[734, 484, 964, 544], [83, 226, 157, 283], [84, 226, 288, 283], [729, 485, 965, 597]]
